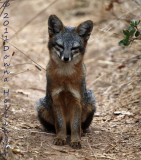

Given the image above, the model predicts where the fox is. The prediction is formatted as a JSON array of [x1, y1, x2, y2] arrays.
[[35, 15, 96, 149]]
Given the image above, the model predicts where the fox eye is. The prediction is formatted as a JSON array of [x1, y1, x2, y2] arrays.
[[71, 47, 79, 53], [56, 43, 64, 49], [71, 46, 79, 50]]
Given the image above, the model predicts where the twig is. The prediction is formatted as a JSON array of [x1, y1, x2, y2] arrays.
[[0, 0, 9, 17], [86, 138, 95, 156], [131, 0, 141, 7], [9, 69, 34, 77], [0, 69, 34, 81], [89, 4, 140, 44], [1, 105, 11, 117], [0, 37, 46, 71], [9, 63, 34, 68], [10, 0, 58, 39], [30, 130, 54, 136]]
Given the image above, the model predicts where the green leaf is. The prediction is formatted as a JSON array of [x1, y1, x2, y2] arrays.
[[135, 21, 138, 26], [135, 20, 140, 25], [131, 20, 135, 26], [135, 31, 140, 37], [119, 40, 124, 46], [124, 35, 129, 41], [129, 29, 136, 36], [124, 40, 130, 46], [119, 39, 130, 46], [130, 23, 135, 27], [123, 30, 130, 36], [128, 26, 134, 31]]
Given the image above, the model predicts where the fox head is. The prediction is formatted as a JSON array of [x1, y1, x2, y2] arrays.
[[48, 15, 93, 63]]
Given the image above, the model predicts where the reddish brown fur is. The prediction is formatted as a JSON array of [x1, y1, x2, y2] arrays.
[[47, 52, 85, 147]]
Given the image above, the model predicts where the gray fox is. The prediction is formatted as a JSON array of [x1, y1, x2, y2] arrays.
[[35, 15, 96, 149]]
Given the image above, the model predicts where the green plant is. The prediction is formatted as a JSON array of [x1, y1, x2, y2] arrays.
[[119, 20, 141, 46]]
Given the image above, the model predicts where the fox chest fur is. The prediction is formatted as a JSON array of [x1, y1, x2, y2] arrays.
[[47, 59, 85, 113]]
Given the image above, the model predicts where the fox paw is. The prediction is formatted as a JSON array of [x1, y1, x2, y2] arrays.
[[70, 141, 81, 149], [53, 137, 66, 146]]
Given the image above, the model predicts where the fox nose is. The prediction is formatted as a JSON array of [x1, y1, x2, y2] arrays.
[[64, 57, 69, 62]]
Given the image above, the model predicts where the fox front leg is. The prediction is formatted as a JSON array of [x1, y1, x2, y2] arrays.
[[70, 103, 82, 149], [53, 104, 67, 146]]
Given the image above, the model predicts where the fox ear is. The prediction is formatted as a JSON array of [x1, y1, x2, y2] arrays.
[[76, 20, 93, 41], [48, 15, 64, 37]]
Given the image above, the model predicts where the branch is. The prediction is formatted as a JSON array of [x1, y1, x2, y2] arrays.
[[131, 0, 141, 7], [10, 0, 58, 39]]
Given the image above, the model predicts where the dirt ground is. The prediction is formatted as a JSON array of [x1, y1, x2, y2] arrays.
[[0, 0, 141, 160]]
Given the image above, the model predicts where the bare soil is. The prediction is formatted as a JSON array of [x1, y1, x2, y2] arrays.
[[0, 0, 141, 160]]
